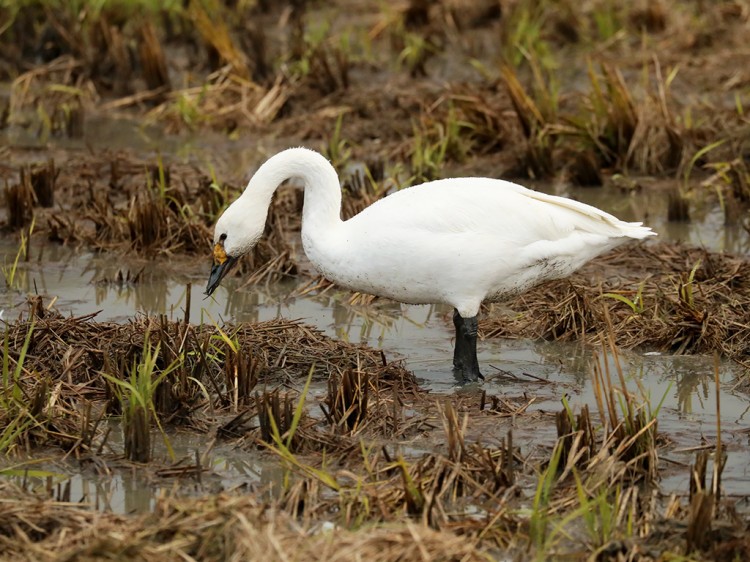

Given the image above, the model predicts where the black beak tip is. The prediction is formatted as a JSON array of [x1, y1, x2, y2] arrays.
[[205, 265, 223, 296], [205, 255, 238, 297]]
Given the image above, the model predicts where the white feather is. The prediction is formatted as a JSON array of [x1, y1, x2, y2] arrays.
[[214, 147, 656, 318]]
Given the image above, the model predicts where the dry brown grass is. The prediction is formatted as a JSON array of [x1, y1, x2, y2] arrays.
[[481, 242, 750, 364], [0, 483, 493, 562], [0, 296, 420, 456], [1, 298, 749, 560]]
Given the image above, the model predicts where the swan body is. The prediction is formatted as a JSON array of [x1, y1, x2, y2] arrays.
[[207, 147, 655, 382]]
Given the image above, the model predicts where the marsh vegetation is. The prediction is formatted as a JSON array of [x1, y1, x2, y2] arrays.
[[1, 0, 750, 560]]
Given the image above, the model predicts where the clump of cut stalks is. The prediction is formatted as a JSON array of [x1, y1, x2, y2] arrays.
[[256, 382, 314, 454], [21, 159, 57, 209], [501, 63, 557, 179], [324, 367, 369, 433], [285, 19, 352, 95], [3, 159, 55, 234], [586, 335, 663, 484], [481, 243, 750, 360], [406, 87, 514, 182], [4, 178, 34, 231], [0, 481, 492, 561], [569, 59, 685, 175], [101, 334, 177, 463], [409, 103, 474, 182], [339, 163, 387, 221], [126, 159, 209, 255], [702, 153, 750, 225], [501, 55, 691, 181], [0, 298, 419, 455]]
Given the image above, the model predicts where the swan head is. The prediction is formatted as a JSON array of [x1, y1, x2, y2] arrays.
[[205, 197, 266, 296]]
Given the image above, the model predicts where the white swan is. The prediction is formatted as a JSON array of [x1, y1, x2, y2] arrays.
[[206, 147, 655, 382]]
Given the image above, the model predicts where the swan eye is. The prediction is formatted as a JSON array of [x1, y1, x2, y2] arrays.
[[218, 233, 227, 242]]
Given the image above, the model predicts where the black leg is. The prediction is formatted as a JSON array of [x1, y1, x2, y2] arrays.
[[462, 315, 483, 382], [452, 311, 484, 383], [452, 308, 465, 370]]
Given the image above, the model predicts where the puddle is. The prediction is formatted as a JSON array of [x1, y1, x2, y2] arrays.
[[0, 427, 288, 514]]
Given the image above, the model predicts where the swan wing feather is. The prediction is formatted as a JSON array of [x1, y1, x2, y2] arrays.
[[347, 178, 654, 244]]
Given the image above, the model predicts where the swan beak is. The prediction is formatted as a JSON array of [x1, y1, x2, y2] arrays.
[[205, 243, 238, 296]]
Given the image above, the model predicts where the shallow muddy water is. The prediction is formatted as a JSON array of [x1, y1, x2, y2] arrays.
[[2, 425, 288, 514], [2, 120, 749, 513], [2, 237, 749, 512]]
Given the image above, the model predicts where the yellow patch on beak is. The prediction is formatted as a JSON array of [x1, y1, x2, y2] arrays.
[[213, 243, 228, 265]]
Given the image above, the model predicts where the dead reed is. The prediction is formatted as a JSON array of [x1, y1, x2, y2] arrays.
[[481, 242, 750, 361], [0, 297, 419, 455], [1, 300, 749, 560], [0, 482, 491, 562]]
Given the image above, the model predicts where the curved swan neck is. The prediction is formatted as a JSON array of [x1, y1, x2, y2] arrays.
[[244, 147, 343, 233]]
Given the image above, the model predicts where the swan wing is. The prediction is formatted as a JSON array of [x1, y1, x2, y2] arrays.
[[347, 177, 654, 244]]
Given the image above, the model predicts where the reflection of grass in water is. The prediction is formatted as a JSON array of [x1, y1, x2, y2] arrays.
[[294, 275, 410, 338]]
